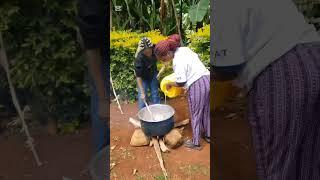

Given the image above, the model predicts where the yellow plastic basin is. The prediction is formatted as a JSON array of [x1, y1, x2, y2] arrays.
[[160, 73, 183, 98]]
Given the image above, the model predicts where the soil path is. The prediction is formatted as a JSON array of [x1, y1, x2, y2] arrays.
[[212, 109, 257, 180], [110, 96, 210, 180], [0, 127, 93, 180]]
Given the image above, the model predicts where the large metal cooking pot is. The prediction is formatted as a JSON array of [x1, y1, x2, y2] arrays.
[[138, 104, 175, 137]]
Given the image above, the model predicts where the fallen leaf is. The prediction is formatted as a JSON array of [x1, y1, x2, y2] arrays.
[[110, 162, 117, 170], [111, 145, 117, 150], [133, 169, 138, 175]]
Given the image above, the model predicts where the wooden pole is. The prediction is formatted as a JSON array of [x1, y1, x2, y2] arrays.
[[170, 0, 184, 46], [110, 0, 112, 31], [110, 74, 124, 114], [152, 137, 168, 179], [0, 32, 42, 167]]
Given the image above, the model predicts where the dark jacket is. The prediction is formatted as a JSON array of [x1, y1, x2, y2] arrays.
[[134, 49, 158, 81], [76, 0, 108, 50]]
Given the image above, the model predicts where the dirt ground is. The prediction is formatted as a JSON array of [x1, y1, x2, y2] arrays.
[[0, 124, 93, 180], [0, 94, 257, 180], [110, 96, 210, 180], [212, 107, 257, 180]]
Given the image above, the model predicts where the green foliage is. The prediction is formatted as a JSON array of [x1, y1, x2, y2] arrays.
[[112, 0, 162, 32], [187, 24, 210, 68], [110, 48, 137, 102], [111, 27, 210, 102], [189, 0, 210, 25], [111, 0, 210, 34], [1, 0, 89, 124], [0, 3, 19, 31], [58, 119, 80, 134]]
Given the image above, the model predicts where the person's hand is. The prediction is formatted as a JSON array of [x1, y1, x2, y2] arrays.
[[166, 83, 173, 91], [98, 99, 109, 122], [183, 88, 188, 96]]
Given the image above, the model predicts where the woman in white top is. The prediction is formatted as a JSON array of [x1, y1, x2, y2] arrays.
[[213, 0, 320, 179], [154, 34, 210, 150]]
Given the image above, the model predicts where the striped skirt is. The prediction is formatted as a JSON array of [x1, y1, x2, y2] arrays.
[[248, 43, 320, 180], [188, 75, 210, 146]]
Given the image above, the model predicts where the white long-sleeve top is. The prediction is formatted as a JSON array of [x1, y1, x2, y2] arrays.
[[173, 47, 210, 89]]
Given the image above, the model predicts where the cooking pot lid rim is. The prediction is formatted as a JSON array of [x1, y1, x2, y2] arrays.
[[137, 104, 175, 122]]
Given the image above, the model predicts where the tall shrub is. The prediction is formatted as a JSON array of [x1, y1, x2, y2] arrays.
[[1, 0, 89, 125], [187, 24, 210, 68]]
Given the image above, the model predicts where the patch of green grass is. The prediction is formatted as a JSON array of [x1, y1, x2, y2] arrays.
[[136, 175, 145, 180], [179, 164, 209, 176], [154, 174, 167, 180]]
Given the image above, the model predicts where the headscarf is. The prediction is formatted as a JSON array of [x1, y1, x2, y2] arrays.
[[154, 34, 181, 57], [134, 37, 153, 58]]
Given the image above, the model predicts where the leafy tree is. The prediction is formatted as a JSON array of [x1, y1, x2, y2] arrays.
[[0, 0, 89, 126]]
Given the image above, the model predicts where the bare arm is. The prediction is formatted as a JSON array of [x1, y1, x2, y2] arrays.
[[136, 77, 145, 95]]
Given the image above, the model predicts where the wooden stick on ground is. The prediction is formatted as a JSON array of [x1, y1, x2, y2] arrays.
[[152, 137, 168, 179], [159, 138, 170, 153], [129, 117, 141, 128], [0, 32, 42, 167], [110, 74, 124, 114], [174, 119, 190, 128]]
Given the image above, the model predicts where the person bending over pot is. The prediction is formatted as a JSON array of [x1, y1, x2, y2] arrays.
[[134, 37, 161, 110], [154, 34, 210, 150]]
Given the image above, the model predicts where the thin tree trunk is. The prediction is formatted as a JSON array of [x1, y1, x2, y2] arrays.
[[124, 0, 134, 28], [160, 0, 165, 34], [180, 0, 183, 38], [110, 0, 112, 30], [0, 32, 42, 167], [170, 0, 183, 45]]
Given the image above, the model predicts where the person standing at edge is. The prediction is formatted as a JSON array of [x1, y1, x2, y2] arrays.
[[213, 0, 320, 179], [76, 0, 109, 153]]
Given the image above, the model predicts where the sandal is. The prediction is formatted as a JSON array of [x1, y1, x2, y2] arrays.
[[184, 139, 202, 150], [204, 136, 211, 143]]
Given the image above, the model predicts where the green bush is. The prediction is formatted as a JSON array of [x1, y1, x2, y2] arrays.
[[110, 25, 210, 102], [187, 24, 210, 68], [1, 0, 89, 124]]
